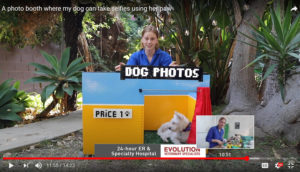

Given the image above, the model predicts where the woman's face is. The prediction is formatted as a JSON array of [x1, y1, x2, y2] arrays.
[[141, 31, 158, 51], [218, 119, 226, 128]]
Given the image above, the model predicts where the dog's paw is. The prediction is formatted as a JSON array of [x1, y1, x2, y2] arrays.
[[163, 139, 169, 142], [160, 136, 169, 142], [173, 141, 181, 144], [170, 139, 181, 144]]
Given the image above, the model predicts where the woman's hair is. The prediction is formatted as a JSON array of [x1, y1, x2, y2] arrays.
[[219, 117, 226, 122], [141, 25, 159, 50]]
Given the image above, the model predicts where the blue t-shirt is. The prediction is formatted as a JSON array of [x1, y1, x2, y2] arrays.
[[127, 49, 172, 66], [206, 126, 224, 148]]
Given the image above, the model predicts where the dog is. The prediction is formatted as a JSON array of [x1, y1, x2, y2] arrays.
[[157, 111, 191, 144], [228, 134, 242, 145]]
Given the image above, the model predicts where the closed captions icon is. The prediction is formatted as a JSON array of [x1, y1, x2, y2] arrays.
[[261, 162, 269, 169]]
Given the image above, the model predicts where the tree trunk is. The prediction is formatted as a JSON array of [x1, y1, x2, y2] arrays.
[[175, 44, 180, 65], [255, 0, 300, 144], [62, 0, 86, 111], [78, 32, 94, 72], [222, 0, 300, 144], [224, 0, 241, 104], [255, 68, 300, 144], [37, 96, 58, 118], [260, 0, 284, 106], [260, 59, 280, 106], [222, 0, 267, 115], [233, 0, 242, 28]]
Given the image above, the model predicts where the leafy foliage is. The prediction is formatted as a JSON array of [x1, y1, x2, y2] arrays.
[[82, 11, 131, 71], [119, 11, 147, 55], [13, 80, 33, 109], [197, 0, 234, 105], [156, 0, 234, 66], [34, 21, 63, 46], [25, 47, 91, 106], [0, 11, 24, 47], [83, 11, 108, 39], [88, 45, 112, 71], [0, 9, 61, 48], [0, 79, 25, 128], [199, 28, 233, 105], [241, 1, 300, 101]]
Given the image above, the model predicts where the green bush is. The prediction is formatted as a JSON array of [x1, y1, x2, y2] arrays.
[[0, 79, 25, 128], [25, 47, 90, 114], [13, 80, 33, 109]]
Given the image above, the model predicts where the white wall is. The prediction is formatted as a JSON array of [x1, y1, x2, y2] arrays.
[[227, 116, 254, 137]]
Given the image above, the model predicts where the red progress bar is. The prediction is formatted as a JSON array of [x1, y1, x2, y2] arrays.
[[3, 156, 249, 161]]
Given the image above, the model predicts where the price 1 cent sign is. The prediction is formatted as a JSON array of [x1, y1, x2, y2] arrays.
[[94, 109, 132, 118]]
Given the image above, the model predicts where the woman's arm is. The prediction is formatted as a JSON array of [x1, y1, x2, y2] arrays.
[[206, 128, 214, 142], [211, 139, 223, 145], [115, 62, 125, 71]]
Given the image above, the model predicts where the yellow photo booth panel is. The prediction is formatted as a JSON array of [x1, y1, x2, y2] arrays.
[[144, 95, 196, 130], [83, 105, 144, 155]]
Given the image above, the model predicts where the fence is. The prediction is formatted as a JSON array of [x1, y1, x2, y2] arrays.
[[0, 43, 61, 93]]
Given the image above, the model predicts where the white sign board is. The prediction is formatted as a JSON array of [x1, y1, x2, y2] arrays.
[[94, 108, 132, 119]]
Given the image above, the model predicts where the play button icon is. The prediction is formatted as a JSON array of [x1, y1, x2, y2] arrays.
[[9, 163, 14, 168]]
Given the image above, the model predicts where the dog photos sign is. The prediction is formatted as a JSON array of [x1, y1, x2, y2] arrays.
[[94, 108, 132, 119], [121, 66, 203, 81]]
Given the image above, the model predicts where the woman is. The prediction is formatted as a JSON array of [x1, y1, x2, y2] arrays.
[[115, 25, 176, 71], [206, 117, 226, 148]]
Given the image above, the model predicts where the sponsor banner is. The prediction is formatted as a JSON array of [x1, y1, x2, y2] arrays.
[[95, 144, 160, 157], [95, 144, 206, 158], [161, 144, 206, 157]]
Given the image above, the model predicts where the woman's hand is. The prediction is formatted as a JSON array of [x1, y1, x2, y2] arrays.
[[216, 140, 224, 145], [115, 62, 125, 71], [169, 61, 178, 66], [212, 139, 223, 145]]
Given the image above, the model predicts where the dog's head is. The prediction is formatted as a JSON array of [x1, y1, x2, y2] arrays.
[[168, 111, 190, 132], [234, 134, 241, 141]]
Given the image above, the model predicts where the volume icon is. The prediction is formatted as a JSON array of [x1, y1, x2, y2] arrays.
[[35, 162, 42, 169]]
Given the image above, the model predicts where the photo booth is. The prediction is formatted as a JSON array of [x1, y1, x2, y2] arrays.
[[82, 72, 210, 154]]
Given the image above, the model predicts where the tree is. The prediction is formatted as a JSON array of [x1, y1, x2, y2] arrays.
[[259, 0, 284, 106], [61, 0, 88, 111], [223, 0, 300, 144], [223, 0, 267, 114]]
